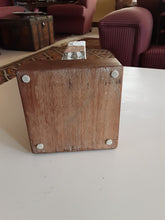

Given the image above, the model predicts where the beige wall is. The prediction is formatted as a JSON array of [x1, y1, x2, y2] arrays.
[[93, 0, 116, 22]]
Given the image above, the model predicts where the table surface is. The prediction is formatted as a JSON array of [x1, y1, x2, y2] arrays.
[[0, 66, 165, 220]]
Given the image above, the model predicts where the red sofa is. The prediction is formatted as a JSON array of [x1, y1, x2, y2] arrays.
[[99, 0, 165, 69], [0, 0, 12, 6], [0, 0, 25, 48], [47, 0, 97, 34], [0, 0, 24, 19]]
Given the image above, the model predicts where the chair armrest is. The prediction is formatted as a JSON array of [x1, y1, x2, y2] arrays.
[[99, 7, 153, 66]]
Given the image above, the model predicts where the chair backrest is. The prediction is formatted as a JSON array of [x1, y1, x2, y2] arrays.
[[77, 0, 88, 7], [0, 0, 12, 7], [77, 0, 97, 9], [137, 0, 160, 19], [137, 0, 160, 42]]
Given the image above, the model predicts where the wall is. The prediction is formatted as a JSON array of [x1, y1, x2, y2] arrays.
[[93, 0, 116, 22]]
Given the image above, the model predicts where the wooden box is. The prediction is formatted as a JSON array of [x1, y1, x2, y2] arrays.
[[17, 59, 123, 153], [0, 15, 54, 51]]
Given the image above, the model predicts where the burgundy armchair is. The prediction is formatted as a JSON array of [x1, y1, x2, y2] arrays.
[[99, 0, 165, 69], [47, 0, 97, 35]]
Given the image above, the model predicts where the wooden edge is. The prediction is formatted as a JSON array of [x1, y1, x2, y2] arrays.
[[16, 58, 123, 74]]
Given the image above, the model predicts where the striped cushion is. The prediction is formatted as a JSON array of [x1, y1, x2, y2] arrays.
[[141, 46, 165, 69]]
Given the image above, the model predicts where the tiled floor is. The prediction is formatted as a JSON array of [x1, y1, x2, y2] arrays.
[[0, 27, 99, 67]]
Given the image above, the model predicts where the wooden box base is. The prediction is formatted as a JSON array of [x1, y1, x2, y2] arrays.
[[17, 58, 123, 153]]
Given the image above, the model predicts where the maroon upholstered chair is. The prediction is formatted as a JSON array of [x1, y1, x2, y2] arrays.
[[47, 0, 97, 35], [99, 0, 165, 69]]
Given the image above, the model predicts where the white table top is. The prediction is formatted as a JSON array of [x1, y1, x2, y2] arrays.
[[0, 66, 165, 220]]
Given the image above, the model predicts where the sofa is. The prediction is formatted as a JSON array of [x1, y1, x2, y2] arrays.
[[0, 0, 24, 19], [0, 0, 25, 48], [47, 0, 97, 35], [99, 0, 165, 69]]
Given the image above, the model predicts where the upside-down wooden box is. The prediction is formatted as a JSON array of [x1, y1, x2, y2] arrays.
[[17, 59, 123, 153]]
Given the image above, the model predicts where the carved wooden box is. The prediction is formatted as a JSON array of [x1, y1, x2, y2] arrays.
[[17, 59, 123, 153], [0, 15, 54, 51]]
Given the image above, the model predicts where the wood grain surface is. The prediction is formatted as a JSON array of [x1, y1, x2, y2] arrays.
[[17, 59, 123, 153]]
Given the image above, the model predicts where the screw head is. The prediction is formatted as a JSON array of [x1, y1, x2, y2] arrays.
[[111, 70, 119, 78], [36, 144, 44, 150], [105, 139, 113, 145], [22, 75, 30, 83]]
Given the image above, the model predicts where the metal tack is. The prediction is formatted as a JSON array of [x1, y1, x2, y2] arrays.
[[36, 144, 44, 150], [111, 70, 119, 78], [22, 75, 30, 83], [105, 139, 113, 145]]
